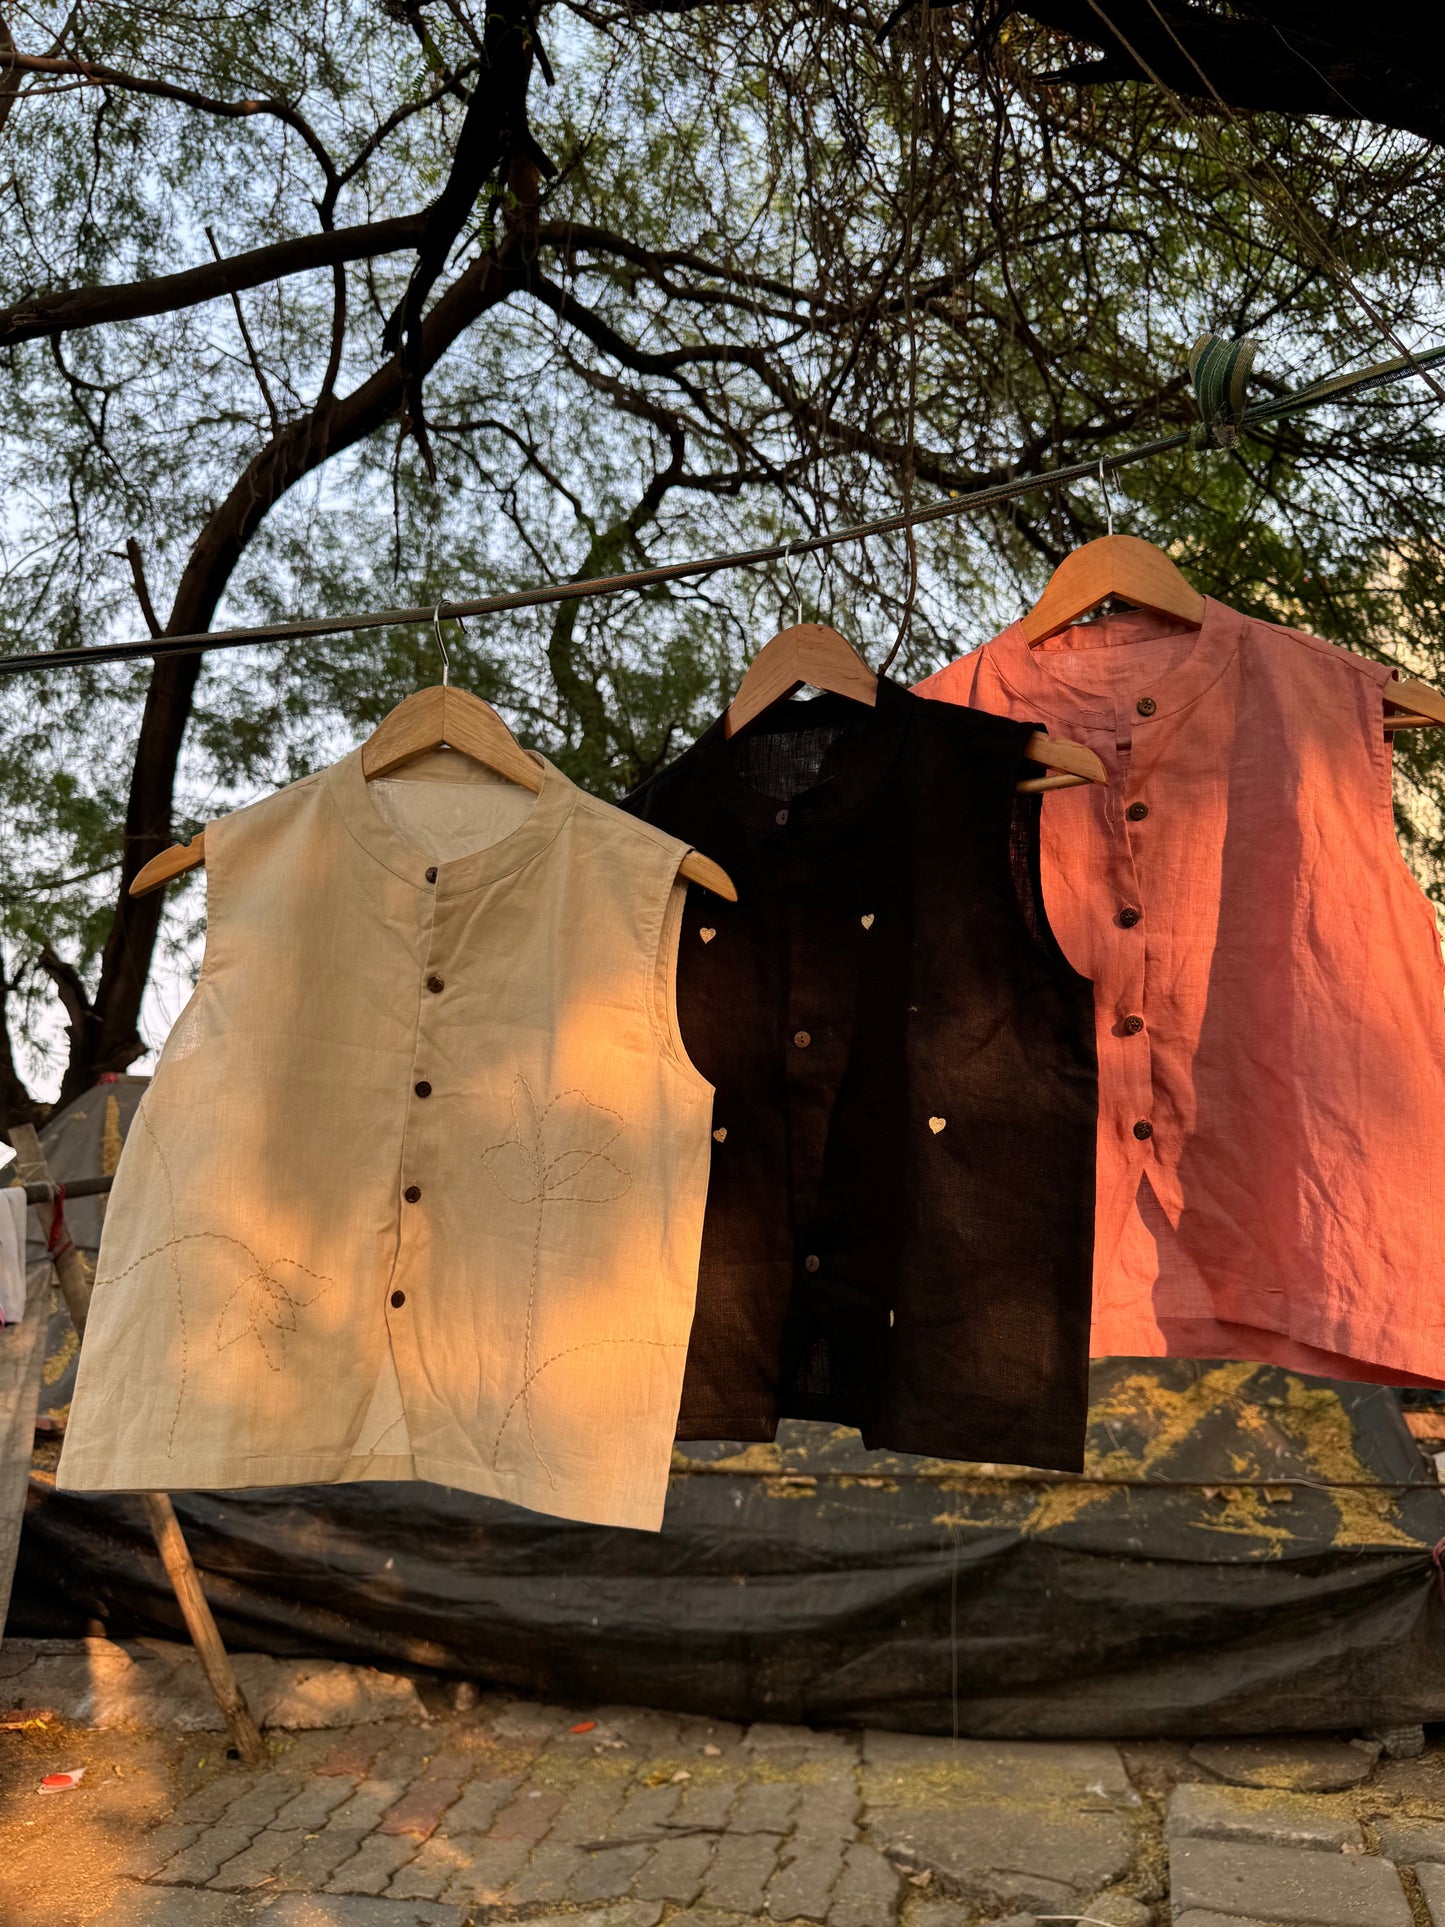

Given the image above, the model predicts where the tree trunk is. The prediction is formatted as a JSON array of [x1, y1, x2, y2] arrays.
[[0, 964, 50, 1136], [58, 252, 520, 1105]]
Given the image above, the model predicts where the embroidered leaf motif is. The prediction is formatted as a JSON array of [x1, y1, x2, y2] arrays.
[[544, 1146, 631, 1204], [543, 1087, 627, 1169], [480, 1073, 637, 1484], [211, 1247, 331, 1370], [511, 1072, 542, 1153], [481, 1137, 544, 1204], [215, 1284, 256, 1354], [482, 1076, 632, 1206]]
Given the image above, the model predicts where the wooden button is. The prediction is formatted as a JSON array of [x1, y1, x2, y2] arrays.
[[1132, 1120, 1153, 1140], [404, 1184, 422, 1202], [1118, 906, 1142, 928], [1121, 1015, 1145, 1036], [793, 1029, 811, 1049], [425, 866, 438, 883], [1136, 696, 1157, 716], [804, 1254, 821, 1273], [426, 975, 444, 993], [1127, 802, 1149, 822]]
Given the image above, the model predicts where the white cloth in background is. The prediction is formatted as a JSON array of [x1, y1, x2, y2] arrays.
[[0, 1187, 27, 1326]]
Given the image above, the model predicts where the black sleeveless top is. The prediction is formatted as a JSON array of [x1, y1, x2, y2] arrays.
[[626, 678, 1097, 1471]]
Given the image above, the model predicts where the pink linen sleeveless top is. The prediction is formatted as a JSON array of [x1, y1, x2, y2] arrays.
[[917, 600, 1445, 1386]]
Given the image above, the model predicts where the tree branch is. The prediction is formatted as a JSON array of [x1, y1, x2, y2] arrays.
[[0, 14, 20, 144], [547, 424, 687, 791], [123, 537, 162, 637], [524, 271, 1178, 502], [326, 65, 482, 218], [0, 214, 427, 347], [387, 0, 551, 471], [68, 246, 525, 1101], [1, 50, 341, 186], [206, 226, 281, 433], [0, 953, 47, 1138], [38, 942, 97, 1086]]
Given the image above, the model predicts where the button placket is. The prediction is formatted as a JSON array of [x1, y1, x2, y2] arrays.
[[392, 873, 447, 1332], [780, 838, 842, 1242], [1110, 708, 1159, 1154]]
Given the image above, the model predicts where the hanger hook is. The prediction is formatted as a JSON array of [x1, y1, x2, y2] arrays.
[[432, 601, 452, 688], [813, 536, 833, 622], [782, 541, 805, 628], [1097, 457, 1114, 539]]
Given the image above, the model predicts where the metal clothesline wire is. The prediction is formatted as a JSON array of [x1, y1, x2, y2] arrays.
[[2, 337, 1443, 681]]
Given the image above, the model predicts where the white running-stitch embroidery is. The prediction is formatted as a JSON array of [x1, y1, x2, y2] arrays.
[[487, 1334, 686, 1471], [480, 1074, 637, 1484], [97, 1111, 333, 1451]]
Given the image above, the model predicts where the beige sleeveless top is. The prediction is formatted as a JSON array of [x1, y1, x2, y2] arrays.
[[58, 747, 714, 1529]]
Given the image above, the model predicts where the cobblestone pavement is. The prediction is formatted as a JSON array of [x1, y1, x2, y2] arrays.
[[7, 1687, 1445, 1927]]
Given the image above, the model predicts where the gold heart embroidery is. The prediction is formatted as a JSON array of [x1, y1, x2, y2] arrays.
[[700, 928, 716, 944], [861, 913, 875, 929], [928, 1116, 947, 1134], [713, 1127, 727, 1143]]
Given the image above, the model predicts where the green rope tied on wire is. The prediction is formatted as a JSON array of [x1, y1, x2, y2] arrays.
[[1189, 333, 1260, 449]]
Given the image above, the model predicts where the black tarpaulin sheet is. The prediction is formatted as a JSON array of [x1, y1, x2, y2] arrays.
[[15, 1357, 1445, 1738]]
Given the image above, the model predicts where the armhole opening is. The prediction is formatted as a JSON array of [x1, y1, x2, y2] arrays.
[[1372, 681, 1445, 962], [1007, 787, 1086, 980], [649, 872, 713, 1091], [154, 824, 219, 1069]]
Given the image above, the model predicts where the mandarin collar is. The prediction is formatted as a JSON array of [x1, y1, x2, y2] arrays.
[[985, 596, 1245, 728], [324, 743, 578, 892], [696, 675, 916, 836]]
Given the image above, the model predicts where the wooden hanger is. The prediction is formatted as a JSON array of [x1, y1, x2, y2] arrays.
[[1019, 534, 1205, 645], [1382, 677, 1445, 732], [724, 621, 1107, 792], [724, 622, 879, 736], [131, 684, 739, 902], [1020, 533, 1445, 735], [1024, 531, 1445, 732]]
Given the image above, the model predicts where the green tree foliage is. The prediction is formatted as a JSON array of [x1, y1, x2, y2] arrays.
[[2, 1, 1443, 1123]]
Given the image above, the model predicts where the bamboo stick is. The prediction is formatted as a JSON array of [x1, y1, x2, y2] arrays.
[[141, 1493, 265, 1765]]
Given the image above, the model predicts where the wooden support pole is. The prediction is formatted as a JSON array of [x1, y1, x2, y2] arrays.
[[9, 1125, 94, 1335], [7, 1126, 266, 1767], [141, 1493, 265, 1766], [21, 1174, 115, 1204]]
